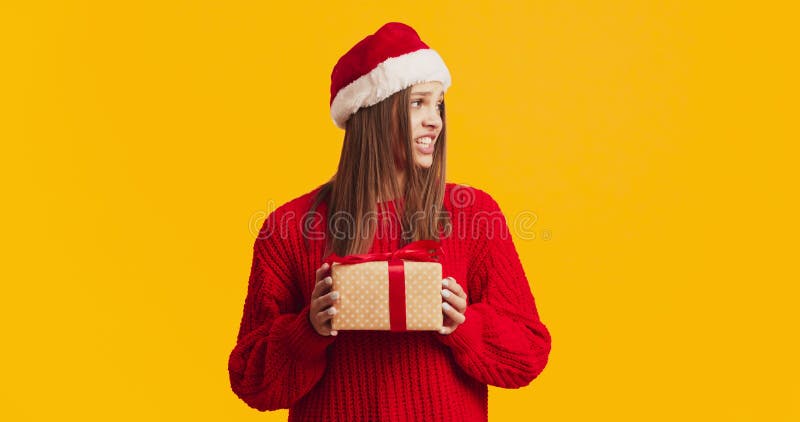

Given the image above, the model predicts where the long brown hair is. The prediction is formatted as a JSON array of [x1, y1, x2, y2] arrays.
[[305, 86, 451, 256]]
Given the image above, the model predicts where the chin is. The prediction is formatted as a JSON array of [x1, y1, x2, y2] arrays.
[[414, 158, 434, 169]]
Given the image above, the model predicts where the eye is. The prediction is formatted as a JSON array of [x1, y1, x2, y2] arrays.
[[410, 100, 422, 107]]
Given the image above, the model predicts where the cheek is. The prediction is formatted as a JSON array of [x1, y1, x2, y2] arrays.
[[408, 109, 422, 127]]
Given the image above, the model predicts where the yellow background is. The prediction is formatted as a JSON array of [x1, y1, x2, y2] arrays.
[[2, 1, 798, 420]]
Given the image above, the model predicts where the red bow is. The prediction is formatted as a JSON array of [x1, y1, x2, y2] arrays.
[[322, 239, 442, 266]]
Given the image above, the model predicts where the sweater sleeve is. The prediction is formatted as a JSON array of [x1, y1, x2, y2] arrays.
[[438, 192, 552, 388], [228, 209, 335, 411]]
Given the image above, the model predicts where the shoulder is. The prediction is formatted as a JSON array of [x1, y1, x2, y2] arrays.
[[255, 184, 327, 243], [268, 183, 328, 219], [444, 182, 503, 213], [278, 184, 326, 214], [444, 182, 511, 243]]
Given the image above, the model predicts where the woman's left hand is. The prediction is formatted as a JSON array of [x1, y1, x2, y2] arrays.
[[439, 276, 468, 335]]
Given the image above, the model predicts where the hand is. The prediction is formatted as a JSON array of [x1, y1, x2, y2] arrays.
[[309, 262, 340, 337], [439, 276, 467, 335]]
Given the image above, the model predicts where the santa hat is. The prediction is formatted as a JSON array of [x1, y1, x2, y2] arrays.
[[329, 22, 451, 129]]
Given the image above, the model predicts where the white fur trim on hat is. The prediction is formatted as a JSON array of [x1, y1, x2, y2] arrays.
[[330, 48, 451, 129]]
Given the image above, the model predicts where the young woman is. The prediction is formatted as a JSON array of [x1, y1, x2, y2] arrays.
[[228, 22, 551, 421]]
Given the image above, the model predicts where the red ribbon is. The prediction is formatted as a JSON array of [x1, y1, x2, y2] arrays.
[[323, 240, 442, 332], [322, 240, 443, 266], [387, 259, 405, 331]]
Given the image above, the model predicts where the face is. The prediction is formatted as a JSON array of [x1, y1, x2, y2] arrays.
[[408, 81, 444, 169]]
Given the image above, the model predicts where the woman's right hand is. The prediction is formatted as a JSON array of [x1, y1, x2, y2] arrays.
[[309, 262, 340, 336]]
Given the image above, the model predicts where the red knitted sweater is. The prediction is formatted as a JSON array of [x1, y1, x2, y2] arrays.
[[228, 183, 551, 421]]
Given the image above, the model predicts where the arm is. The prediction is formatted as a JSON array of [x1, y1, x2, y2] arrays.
[[438, 195, 551, 388], [228, 211, 335, 411]]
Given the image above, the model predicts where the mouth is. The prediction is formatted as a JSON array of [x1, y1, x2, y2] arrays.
[[414, 136, 436, 154]]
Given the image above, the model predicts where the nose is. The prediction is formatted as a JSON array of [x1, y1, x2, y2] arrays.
[[422, 105, 442, 129]]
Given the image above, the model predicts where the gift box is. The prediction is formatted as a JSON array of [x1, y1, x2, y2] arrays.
[[325, 240, 444, 332]]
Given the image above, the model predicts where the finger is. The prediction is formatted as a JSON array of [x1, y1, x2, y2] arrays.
[[312, 275, 333, 300], [438, 312, 458, 335], [311, 316, 338, 337], [438, 325, 454, 335], [441, 302, 466, 325], [314, 322, 338, 337], [441, 288, 467, 313], [311, 275, 333, 302], [315, 306, 338, 325], [312, 290, 340, 313], [315, 262, 330, 282], [442, 277, 467, 299]]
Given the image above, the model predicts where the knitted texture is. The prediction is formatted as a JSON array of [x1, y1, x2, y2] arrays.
[[228, 183, 551, 421]]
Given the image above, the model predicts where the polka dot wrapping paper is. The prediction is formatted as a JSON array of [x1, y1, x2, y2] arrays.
[[331, 260, 443, 331]]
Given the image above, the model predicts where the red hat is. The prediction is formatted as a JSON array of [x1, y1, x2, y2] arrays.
[[330, 22, 451, 129]]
